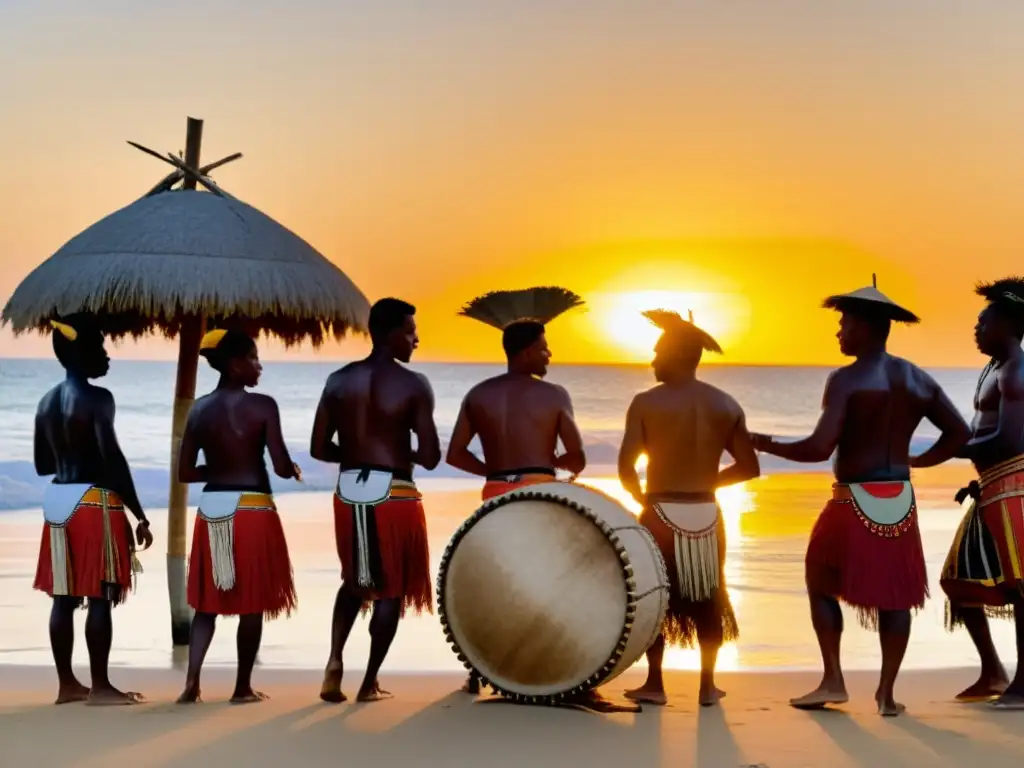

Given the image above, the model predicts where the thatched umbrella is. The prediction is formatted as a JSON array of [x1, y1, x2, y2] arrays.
[[1, 117, 370, 645]]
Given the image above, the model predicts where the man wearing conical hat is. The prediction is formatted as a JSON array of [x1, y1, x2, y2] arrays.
[[310, 298, 441, 704], [33, 314, 153, 706], [751, 278, 969, 716], [446, 286, 587, 695], [176, 328, 301, 705], [925, 278, 1024, 708], [618, 309, 759, 707]]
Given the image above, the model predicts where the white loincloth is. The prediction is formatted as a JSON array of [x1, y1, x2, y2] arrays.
[[652, 501, 721, 602]]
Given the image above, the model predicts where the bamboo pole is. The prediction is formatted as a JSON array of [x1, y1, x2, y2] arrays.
[[167, 116, 206, 646]]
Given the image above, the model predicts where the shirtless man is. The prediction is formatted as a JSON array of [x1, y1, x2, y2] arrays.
[[931, 278, 1024, 708], [177, 329, 300, 704], [751, 280, 969, 716], [447, 287, 586, 695], [311, 298, 441, 703], [618, 310, 759, 707], [33, 315, 153, 706]]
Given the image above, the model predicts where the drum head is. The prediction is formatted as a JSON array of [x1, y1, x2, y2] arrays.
[[441, 491, 628, 698]]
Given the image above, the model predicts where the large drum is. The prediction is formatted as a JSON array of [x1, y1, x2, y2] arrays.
[[437, 481, 669, 705]]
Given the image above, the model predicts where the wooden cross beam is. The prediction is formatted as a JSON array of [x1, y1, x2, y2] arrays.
[[127, 140, 242, 198], [142, 152, 244, 197]]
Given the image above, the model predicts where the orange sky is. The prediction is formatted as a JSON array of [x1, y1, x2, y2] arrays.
[[2, 3, 1023, 368]]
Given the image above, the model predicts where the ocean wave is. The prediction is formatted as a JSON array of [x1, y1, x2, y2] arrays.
[[0, 436, 950, 512]]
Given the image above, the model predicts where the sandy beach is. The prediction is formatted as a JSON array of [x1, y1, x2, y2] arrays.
[[3, 665, 1023, 767]]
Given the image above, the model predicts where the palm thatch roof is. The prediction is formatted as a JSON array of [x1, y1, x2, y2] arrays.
[[1, 137, 370, 346]]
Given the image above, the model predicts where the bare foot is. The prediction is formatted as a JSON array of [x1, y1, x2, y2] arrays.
[[462, 674, 480, 695], [55, 680, 90, 705], [699, 686, 727, 707], [356, 681, 393, 703], [955, 675, 1009, 703], [230, 689, 269, 704], [876, 695, 906, 717], [789, 684, 848, 710], [624, 686, 667, 706], [320, 664, 347, 704], [87, 686, 144, 706], [990, 692, 1024, 710], [175, 679, 202, 704]]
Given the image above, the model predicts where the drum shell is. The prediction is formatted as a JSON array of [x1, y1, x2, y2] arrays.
[[437, 481, 669, 702]]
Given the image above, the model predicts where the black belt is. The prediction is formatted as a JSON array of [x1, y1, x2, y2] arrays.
[[647, 490, 716, 504], [340, 464, 413, 482], [486, 467, 556, 481]]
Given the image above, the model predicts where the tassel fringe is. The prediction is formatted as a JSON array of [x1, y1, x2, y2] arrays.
[[49, 526, 71, 595], [673, 528, 720, 602], [945, 598, 1017, 632], [206, 517, 237, 591]]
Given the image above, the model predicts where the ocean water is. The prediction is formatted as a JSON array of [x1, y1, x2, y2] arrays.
[[0, 359, 982, 511]]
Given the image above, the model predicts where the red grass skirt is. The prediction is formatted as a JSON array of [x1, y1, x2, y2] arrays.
[[187, 493, 297, 619], [806, 482, 927, 629], [34, 487, 134, 606], [941, 457, 1024, 629], [481, 473, 556, 501], [333, 483, 432, 616], [638, 502, 738, 648]]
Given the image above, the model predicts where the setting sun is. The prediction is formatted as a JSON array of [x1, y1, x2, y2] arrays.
[[595, 290, 742, 361]]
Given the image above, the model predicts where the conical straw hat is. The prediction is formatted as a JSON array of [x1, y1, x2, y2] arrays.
[[822, 274, 919, 324], [642, 308, 723, 353]]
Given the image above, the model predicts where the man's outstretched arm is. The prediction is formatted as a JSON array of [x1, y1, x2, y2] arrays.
[[752, 373, 846, 463]]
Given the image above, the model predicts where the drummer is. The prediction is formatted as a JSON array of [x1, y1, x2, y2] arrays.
[[618, 309, 759, 707], [446, 286, 587, 695]]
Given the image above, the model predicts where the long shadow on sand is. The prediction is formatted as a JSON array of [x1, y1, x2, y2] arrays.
[[890, 711, 1024, 762], [805, 709, 897, 766], [695, 704, 744, 767], [193, 689, 666, 766]]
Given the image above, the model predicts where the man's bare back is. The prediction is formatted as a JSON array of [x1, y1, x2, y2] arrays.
[[628, 380, 747, 495], [182, 391, 285, 491], [828, 356, 954, 482], [36, 380, 145, 518], [755, 355, 966, 484], [459, 374, 578, 473], [312, 359, 439, 473]]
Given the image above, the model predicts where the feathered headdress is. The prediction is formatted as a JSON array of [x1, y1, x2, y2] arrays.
[[822, 274, 919, 324], [458, 286, 585, 330], [643, 308, 723, 354], [976, 277, 1024, 308]]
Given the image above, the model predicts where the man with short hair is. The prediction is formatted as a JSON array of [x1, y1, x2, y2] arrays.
[[619, 309, 759, 707], [311, 297, 441, 703], [930, 278, 1024, 708], [34, 314, 153, 706], [752, 279, 970, 716]]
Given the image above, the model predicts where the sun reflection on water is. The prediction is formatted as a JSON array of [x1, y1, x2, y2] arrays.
[[577, 469, 754, 671]]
